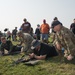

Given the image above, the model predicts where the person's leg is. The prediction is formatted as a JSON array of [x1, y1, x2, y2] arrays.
[[15, 46, 22, 51], [38, 35, 40, 40], [23, 43, 33, 54], [12, 35, 14, 41], [9, 46, 21, 54], [13, 35, 15, 41], [14, 35, 16, 41], [51, 46, 58, 56], [41, 34, 45, 42], [14, 35, 17, 41], [37, 34, 40, 40], [55, 43, 64, 61], [9, 36, 11, 40], [44, 34, 49, 43], [8, 46, 16, 54]]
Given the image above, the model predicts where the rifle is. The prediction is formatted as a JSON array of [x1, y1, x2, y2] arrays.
[[10, 50, 40, 66], [10, 54, 40, 66], [10, 53, 33, 66], [14, 55, 31, 64]]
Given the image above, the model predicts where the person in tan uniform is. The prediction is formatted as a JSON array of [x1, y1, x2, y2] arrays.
[[52, 21, 75, 61], [17, 31, 34, 53]]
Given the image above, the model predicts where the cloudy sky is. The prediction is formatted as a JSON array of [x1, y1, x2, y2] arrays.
[[0, 0, 75, 32]]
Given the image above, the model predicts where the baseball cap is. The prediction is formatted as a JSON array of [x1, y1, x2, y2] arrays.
[[31, 40, 41, 49], [52, 21, 62, 28]]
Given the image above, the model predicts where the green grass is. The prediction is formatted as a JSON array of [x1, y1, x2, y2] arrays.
[[0, 39, 75, 75], [0, 54, 75, 75]]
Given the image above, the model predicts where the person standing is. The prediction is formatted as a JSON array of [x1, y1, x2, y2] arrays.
[[7, 30, 11, 40], [20, 18, 31, 34], [35, 24, 41, 40], [12, 27, 18, 41], [70, 19, 75, 34], [0, 31, 3, 44], [40, 19, 50, 43]]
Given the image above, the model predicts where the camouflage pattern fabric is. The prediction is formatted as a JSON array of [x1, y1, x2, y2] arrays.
[[53, 26, 75, 57], [20, 33, 34, 53]]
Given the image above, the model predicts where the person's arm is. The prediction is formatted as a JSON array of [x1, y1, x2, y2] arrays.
[[17, 36, 24, 46], [18, 41, 23, 46], [20, 24, 23, 29], [28, 22, 31, 33], [0, 44, 5, 52], [34, 55, 46, 60], [9, 41, 14, 52], [70, 24, 72, 30], [40, 25, 42, 33], [48, 24, 50, 32], [35, 28, 37, 34], [29, 53, 46, 60]]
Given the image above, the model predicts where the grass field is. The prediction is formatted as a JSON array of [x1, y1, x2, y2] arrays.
[[0, 39, 75, 75], [0, 54, 75, 75]]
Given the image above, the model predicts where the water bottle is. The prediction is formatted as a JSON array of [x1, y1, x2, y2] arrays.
[[62, 47, 65, 53]]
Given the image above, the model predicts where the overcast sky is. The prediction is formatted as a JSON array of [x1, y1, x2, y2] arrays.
[[0, 0, 75, 32]]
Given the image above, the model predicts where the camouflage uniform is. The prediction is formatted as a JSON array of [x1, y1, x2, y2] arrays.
[[20, 33, 34, 53], [53, 26, 75, 57]]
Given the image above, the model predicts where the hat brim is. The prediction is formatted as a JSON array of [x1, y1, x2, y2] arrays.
[[31, 46, 35, 50], [31, 41, 41, 50]]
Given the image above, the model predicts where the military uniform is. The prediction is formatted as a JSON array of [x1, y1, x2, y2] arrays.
[[53, 26, 75, 57], [20, 33, 34, 53]]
